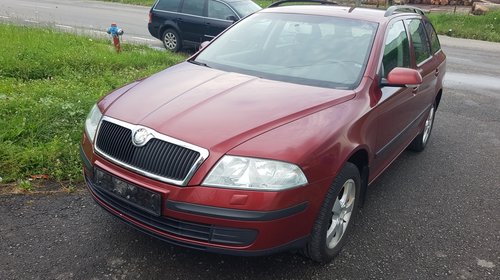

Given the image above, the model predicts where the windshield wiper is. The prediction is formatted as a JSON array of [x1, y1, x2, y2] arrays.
[[189, 60, 210, 68]]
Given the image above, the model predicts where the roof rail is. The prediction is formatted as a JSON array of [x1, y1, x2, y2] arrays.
[[384, 5, 425, 17], [268, 0, 338, 8]]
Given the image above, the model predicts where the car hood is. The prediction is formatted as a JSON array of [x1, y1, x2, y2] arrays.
[[103, 62, 355, 152]]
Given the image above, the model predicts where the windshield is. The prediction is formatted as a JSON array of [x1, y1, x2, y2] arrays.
[[195, 13, 377, 89], [231, 1, 261, 18]]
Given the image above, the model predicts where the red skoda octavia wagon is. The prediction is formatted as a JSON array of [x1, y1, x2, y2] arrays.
[[81, 1, 446, 262]]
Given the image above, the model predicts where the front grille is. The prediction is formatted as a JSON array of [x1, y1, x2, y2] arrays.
[[86, 174, 257, 246], [95, 119, 201, 184]]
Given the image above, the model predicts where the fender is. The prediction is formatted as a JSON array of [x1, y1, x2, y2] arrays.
[[159, 20, 181, 39]]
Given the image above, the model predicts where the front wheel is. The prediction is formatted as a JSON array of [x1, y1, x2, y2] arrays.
[[162, 29, 181, 52], [409, 104, 436, 152], [303, 162, 361, 263]]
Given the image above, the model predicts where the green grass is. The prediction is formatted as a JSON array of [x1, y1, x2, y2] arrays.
[[0, 24, 185, 184], [428, 10, 500, 42], [18, 180, 33, 191], [254, 0, 272, 7]]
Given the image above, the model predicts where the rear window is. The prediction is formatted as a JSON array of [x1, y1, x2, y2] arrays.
[[405, 19, 431, 65], [425, 21, 441, 54], [155, 0, 181, 12], [181, 0, 205, 17]]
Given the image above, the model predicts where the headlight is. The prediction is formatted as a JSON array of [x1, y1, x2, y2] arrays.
[[85, 104, 102, 142], [202, 156, 308, 191]]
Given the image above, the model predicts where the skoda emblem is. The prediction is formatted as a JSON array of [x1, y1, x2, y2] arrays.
[[132, 128, 150, 147]]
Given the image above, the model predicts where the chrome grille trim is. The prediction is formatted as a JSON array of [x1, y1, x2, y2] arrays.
[[94, 116, 209, 186]]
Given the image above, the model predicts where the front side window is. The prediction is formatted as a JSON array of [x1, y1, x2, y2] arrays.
[[181, 0, 205, 17], [406, 19, 431, 65], [382, 20, 410, 78], [155, 0, 182, 12], [195, 13, 377, 89], [208, 0, 236, 20]]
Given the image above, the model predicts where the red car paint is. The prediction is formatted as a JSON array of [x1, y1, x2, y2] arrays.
[[82, 5, 445, 255]]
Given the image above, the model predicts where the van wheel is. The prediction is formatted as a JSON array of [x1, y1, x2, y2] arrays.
[[162, 29, 181, 52], [303, 162, 360, 263], [409, 103, 436, 152]]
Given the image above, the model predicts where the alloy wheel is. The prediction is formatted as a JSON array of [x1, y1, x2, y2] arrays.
[[422, 106, 435, 145], [326, 179, 356, 249], [164, 32, 177, 50]]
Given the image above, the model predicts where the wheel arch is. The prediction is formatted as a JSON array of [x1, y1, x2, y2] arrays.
[[346, 148, 369, 207], [159, 22, 181, 40]]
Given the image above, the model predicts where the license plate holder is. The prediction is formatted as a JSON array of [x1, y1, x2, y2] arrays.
[[93, 168, 161, 216]]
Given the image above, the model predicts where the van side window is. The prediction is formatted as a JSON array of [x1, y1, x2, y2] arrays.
[[155, 0, 182, 12], [181, 0, 206, 17], [405, 19, 431, 65], [382, 20, 410, 78], [208, 0, 236, 21]]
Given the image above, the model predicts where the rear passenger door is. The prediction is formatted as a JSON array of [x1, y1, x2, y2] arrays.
[[424, 20, 446, 96], [178, 0, 207, 44], [404, 18, 435, 121], [205, 0, 238, 41]]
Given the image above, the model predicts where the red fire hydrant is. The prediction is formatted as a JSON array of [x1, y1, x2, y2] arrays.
[[107, 23, 124, 53]]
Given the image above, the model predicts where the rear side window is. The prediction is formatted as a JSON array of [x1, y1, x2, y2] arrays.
[[382, 20, 410, 78], [208, 0, 236, 20], [181, 0, 206, 16], [405, 19, 431, 65], [425, 21, 441, 54], [155, 0, 181, 12]]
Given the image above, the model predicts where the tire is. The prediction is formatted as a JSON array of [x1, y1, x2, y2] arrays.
[[162, 29, 181, 52], [303, 162, 361, 263], [408, 103, 436, 152]]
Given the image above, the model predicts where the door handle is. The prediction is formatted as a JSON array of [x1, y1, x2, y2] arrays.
[[434, 69, 439, 77]]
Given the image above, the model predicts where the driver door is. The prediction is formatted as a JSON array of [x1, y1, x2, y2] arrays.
[[370, 20, 419, 176]]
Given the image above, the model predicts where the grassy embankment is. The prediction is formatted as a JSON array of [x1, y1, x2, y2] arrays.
[[0, 24, 185, 189], [428, 10, 500, 42]]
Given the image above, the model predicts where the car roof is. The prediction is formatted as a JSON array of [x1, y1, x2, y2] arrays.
[[259, 5, 420, 23]]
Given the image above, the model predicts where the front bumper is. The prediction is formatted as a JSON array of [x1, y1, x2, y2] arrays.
[[81, 144, 317, 256]]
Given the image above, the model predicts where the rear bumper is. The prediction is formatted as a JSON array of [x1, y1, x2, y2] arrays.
[[147, 23, 160, 40]]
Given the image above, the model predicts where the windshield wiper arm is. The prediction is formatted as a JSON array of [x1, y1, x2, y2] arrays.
[[189, 60, 210, 68]]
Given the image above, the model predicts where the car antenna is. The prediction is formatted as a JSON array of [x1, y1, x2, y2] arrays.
[[348, 6, 356, 13]]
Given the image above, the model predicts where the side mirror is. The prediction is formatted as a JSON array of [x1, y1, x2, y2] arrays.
[[382, 67, 422, 88], [199, 41, 210, 51], [226, 15, 237, 22]]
